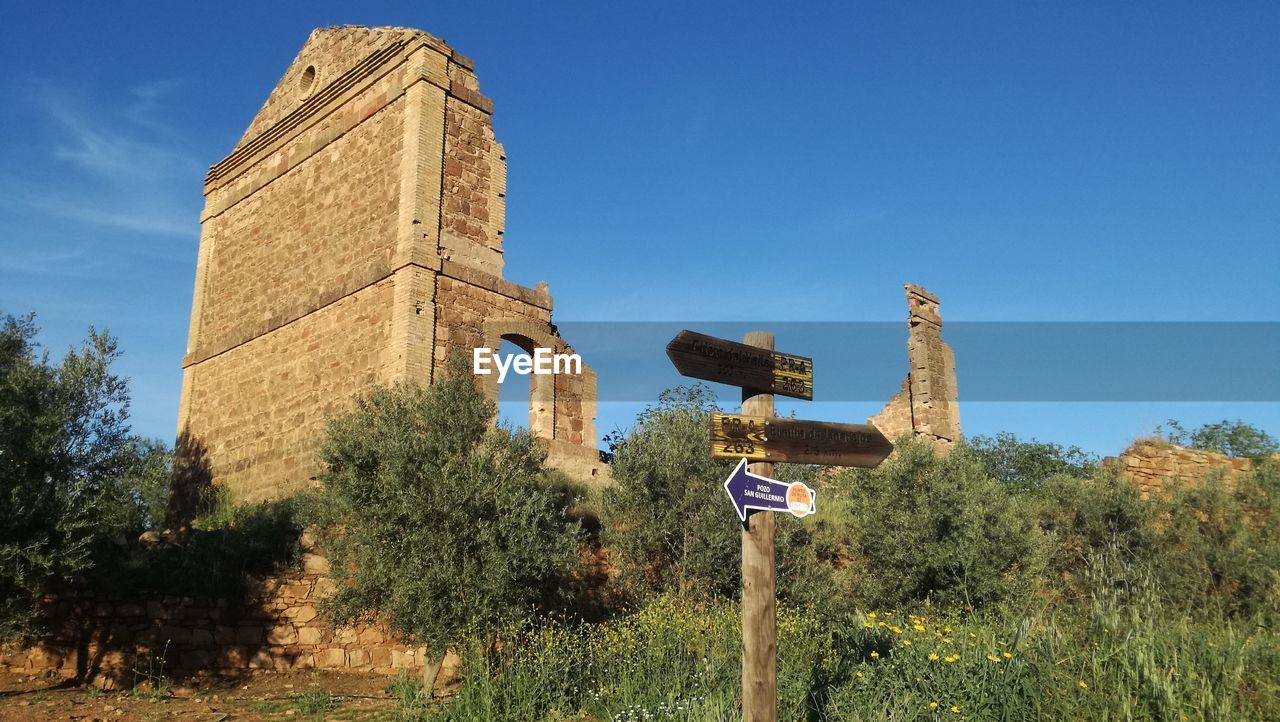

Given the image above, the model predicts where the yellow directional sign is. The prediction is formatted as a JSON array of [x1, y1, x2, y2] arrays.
[[667, 330, 813, 400], [711, 413, 894, 467]]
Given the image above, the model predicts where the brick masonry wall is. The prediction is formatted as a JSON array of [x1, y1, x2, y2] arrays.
[[183, 281, 395, 502], [1104, 440, 1273, 500], [0, 539, 448, 688], [441, 95, 506, 276], [193, 95, 404, 360]]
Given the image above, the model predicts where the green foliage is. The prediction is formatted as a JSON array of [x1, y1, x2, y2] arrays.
[[601, 385, 832, 604], [309, 353, 580, 657], [427, 596, 821, 721], [828, 438, 1047, 613], [94, 496, 301, 599], [118, 437, 172, 531], [1028, 469, 1155, 602], [0, 312, 163, 641], [427, 587, 1280, 721], [292, 683, 339, 717], [1157, 419, 1279, 459], [1146, 468, 1280, 621], [967, 432, 1098, 491]]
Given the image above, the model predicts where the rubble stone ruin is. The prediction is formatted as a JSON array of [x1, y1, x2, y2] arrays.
[[869, 284, 962, 446], [178, 26, 604, 501]]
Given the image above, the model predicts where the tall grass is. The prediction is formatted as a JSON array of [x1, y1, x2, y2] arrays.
[[417, 574, 1278, 721]]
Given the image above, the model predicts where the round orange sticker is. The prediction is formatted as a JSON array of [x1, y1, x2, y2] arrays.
[[786, 482, 814, 518]]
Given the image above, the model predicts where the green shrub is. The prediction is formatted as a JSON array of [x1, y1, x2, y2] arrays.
[[1147, 468, 1280, 621], [827, 438, 1047, 614], [601, 385, 832, 604], [1157, 419, 1279, 459], [309, 353, 581, 688], [1029, 469, 1155, 603], [967, 432, 1098, 491]]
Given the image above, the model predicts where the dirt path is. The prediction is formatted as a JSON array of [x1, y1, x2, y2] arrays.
[[0, 670, 415, 721]]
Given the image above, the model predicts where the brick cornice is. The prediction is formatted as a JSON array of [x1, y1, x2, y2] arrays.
[[180, 257, 549, 369], [440, 260, 552, 311], [203, 37, 493, 200]]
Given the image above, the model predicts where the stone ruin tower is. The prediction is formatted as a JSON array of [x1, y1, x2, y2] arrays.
[[869, 284, 961, 446], [178, 26, 602, 501]]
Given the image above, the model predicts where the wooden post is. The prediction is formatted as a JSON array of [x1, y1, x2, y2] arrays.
[[740, 331, 776, 721]]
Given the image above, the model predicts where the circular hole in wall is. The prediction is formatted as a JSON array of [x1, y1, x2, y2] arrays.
[[299, 65, 317, 96]]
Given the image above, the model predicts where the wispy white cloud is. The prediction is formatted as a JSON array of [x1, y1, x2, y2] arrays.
[[0, 79, 204, 273], [0, 245, 100, 277]]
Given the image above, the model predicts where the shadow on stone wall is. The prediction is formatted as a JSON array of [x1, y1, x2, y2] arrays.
[[166, 429, 213, 530]]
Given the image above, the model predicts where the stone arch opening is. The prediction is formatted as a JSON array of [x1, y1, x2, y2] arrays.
[[496, 333, 555, 440]]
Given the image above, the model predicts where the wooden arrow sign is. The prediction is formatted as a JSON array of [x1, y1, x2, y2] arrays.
[[711, 413, 894, 467], [666, 330, 813, 400]]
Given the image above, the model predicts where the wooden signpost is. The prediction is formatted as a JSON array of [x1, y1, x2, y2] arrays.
[[666, 329, 814, 400], [711, 414, 894, 467], [666, 329, 894, 722]]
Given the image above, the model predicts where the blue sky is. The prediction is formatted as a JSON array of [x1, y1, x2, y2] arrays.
[[1, 1, 1277, 456]]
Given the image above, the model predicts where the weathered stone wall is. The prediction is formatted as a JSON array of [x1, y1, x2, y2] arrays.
[[179, 26, 602, 500], [0, 542, 440, 687], [1105, 440, 1272, 500], [441, 92, 506, 276], [869, 284, 961, 446], [182, 281, 395, 501]]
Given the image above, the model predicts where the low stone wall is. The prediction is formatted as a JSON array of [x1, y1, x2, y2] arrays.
[[0, 542, 439, 688], [1105, 440, 1268, 499]]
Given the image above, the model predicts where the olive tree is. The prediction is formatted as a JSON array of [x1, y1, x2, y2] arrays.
[[310, 354, 580, 693]]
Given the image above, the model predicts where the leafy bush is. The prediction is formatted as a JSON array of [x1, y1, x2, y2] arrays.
[[827, 438, 1047, 614], [967, 432, 1098, 491], [309, 353, 581, 688], [1157, 419, 1279, 459], [1028, 469, 1155, 603], [1146, 466, 1280, 621], [601, 385, 832, 604]]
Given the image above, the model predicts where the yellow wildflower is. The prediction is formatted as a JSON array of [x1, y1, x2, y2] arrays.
[[863, 622, 874, 629], [944, 626, 952, 633], [930, 702, 939, 710], [968, 632, 976, 638], [1078, 680, 1088, 689], [950, 707, 961, 714], [868, 611, 878, 619], [944, 655, 959, 663], [942, 638, 953, 644], [986, 654, 1001, 663], [870, 651, 879, 659], [855, 671, 863, 679], [928, 653, 940, 661], [1002, 652, 1013, 659], [902, 640, 912, 646], [891, 626, 903, 635], [914, 623, 926, 632]]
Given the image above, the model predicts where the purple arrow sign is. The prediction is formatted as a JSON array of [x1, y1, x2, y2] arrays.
[[722, 458, 817, 522]]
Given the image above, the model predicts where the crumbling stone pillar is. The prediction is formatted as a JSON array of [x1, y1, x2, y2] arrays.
[[869, 284, 961, 446]]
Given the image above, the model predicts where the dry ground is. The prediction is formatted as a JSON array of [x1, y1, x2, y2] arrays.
[[0, 670, 413, 721]]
